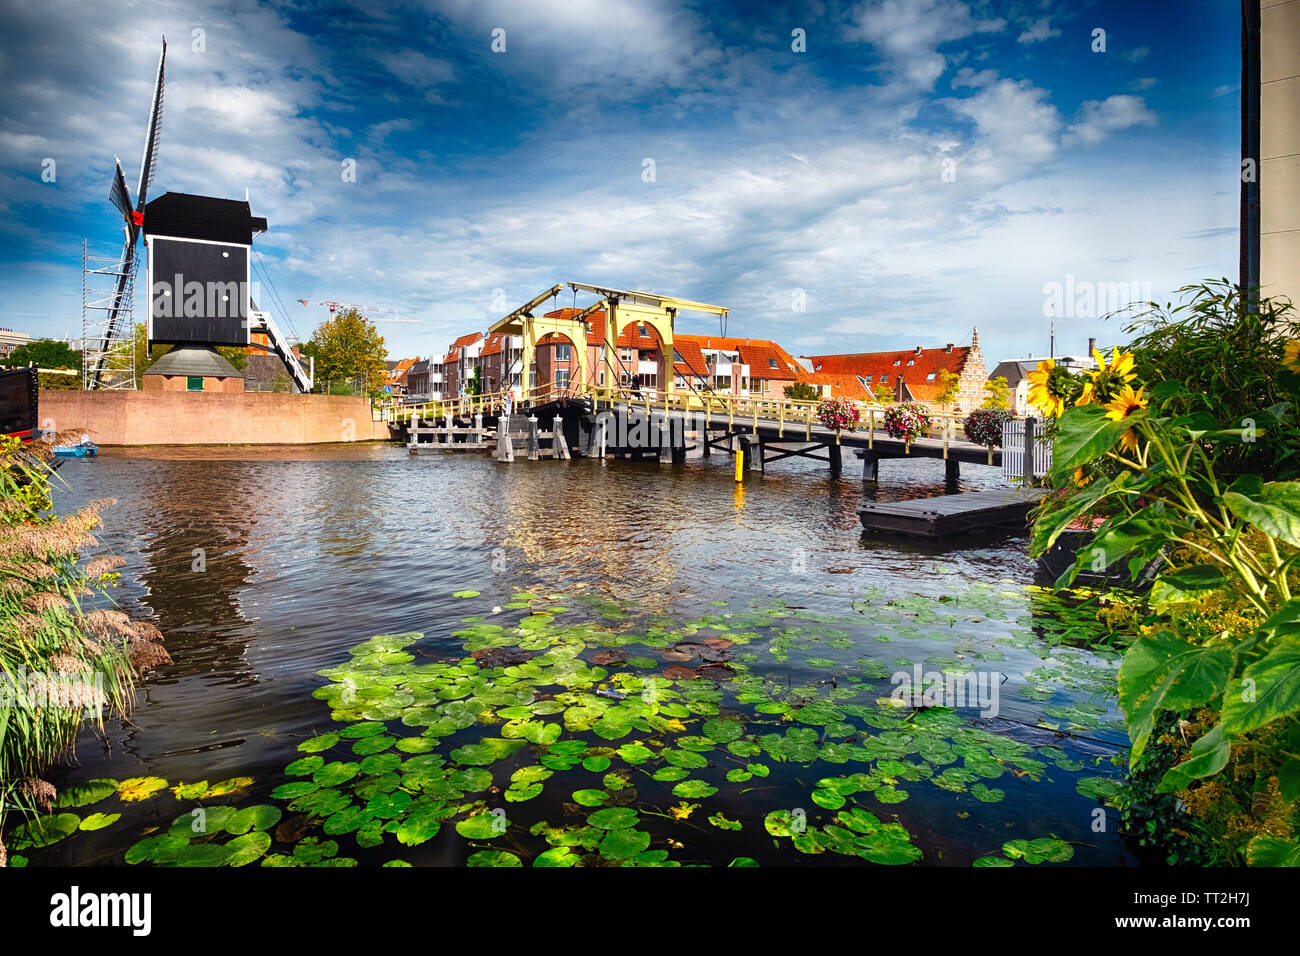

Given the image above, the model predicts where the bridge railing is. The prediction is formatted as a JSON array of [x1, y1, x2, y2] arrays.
[[375, 381, 985, 454]]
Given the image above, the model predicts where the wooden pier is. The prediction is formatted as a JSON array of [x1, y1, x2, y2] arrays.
[[407, 415, 490, 452], [858, 486, 1047, 537]]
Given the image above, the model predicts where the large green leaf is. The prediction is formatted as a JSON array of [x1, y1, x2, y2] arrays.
[[1221, 639, 1300, 735], [1156, 723, 1231, 793], [1117, 631, 1233, 764], [1223, 480, 1300, 547], [1058, 508, 1167, 588], [1150, 565, 1230, 610], [1049, 405, 1140, 483], [1246, 836, 1300, 867]]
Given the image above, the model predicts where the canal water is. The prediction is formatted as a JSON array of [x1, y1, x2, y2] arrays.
[[23, 444, 1134, 867]]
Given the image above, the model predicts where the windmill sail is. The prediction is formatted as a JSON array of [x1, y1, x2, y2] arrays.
[[90, 38, 165, 388]]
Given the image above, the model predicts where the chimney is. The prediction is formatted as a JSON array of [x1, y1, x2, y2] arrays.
[[1087, 336, 1096, 354], [914, 345, 922, 355], [945, 343, 953, 352]]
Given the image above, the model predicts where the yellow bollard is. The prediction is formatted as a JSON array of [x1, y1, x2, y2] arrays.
[[735, 446, 744, 481]]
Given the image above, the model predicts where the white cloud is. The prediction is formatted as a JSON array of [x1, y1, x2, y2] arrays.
[[1017, 17, 1060, 44], [1065, 95, 1158, 146], [847, 0, 1006, 91]]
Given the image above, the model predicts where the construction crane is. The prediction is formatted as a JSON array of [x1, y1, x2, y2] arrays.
[[297, 299, 423, 324]]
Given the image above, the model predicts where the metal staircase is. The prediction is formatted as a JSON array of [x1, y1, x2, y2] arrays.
[[249, 301, 313, 393]]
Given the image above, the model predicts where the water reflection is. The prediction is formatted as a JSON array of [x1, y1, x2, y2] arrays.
[[38, 443, 1129, 866]]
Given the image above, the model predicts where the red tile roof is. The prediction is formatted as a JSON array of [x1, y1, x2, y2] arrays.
[[671, 338, 709, 378], [803, 346, 970, 402], [737, 342, 796, 380], [479, 331, 506, 357], [451, 331, 484, 349], [385, 356, 418, 384]]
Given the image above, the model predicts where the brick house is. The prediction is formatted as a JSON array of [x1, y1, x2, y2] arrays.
[[443, 332, 483, 399], [478, 332, 524, 396], [802, 330, 986, 411]]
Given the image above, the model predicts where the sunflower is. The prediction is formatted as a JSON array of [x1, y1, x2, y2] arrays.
[[1026, 358, 1073, 418], [1285, 339, 1300, 372], [1104, 382, 1148, 422], [1072, 466, 1092, 487], [1077, 347, 1137, 407]]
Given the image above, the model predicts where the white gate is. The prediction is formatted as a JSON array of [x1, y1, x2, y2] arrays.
[[1001, 418, 1051, 482]]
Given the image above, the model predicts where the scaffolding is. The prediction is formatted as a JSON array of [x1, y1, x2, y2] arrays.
[[81, 239, 136, 389]]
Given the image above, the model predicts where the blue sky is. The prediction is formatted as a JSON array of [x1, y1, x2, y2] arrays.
[[0, 0, 1242, 367]]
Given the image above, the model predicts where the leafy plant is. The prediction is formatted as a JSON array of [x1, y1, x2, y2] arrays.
[[0, 435, 141, 864], [817, 398, 859, 431], [1029, 281, 1300, 865], [963, 408, 1010, 447], [882, 403, 931, 443]]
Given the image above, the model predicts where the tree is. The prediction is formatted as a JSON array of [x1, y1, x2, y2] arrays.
[[5, 339, 81, 372], [872, 384, 894, 404], [783, 381, 818, 401], [307, 309, 389, 395], [982, 375, 1011, 411], [131, 323, 170, 388], [216, 346, 249, 371], [934, 369, 961, 406]]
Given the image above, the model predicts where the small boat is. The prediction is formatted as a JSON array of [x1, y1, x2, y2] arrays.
[[53, 439, 98, 458]]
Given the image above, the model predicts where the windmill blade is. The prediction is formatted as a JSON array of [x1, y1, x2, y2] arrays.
[[135, 37, 166, 211], [90, 37, 164, 388], [108, 158, 135, 227]]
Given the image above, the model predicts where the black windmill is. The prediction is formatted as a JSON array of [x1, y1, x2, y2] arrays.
[[92, 38, 313, 393]]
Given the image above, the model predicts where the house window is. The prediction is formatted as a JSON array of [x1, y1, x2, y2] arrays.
[[862, 375, 873, 383], [879, 374, 889, 383], [893, 359, 901, 366], [907, 359, 915, 366], [768, 358, 778, 369], [926, 372, 937, 381], [186, 376, 203, 391], [555, 368, 571, 389], [554, 343, 571, 362], [599, 369, 606, 386]]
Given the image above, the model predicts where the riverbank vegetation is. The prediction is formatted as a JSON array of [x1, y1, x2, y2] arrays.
[[1028, 279, 1300, 865], [0, 435, 167, 867], [301, 308, 389, 397]]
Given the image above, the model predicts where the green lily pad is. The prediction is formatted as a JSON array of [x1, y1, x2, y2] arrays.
[[599, 828, 651, 860], [588, 807, 639, 830], [53, 779, 118, 809], [9, 813, 81, 849], [456, 812, 508, 839], [467, 849, 521, 866]]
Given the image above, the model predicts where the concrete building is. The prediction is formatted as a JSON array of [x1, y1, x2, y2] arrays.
[[0, 328, 31, 359], [1260, 0, 1299, 305]]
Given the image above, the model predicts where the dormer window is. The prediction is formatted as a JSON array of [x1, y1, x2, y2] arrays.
[[893, 359, 901, 366], [907, 359, 915, 366]]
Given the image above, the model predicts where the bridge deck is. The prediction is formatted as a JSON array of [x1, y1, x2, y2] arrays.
[[606, 400, 1002, 467], [858, 486, 1046, 537]]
